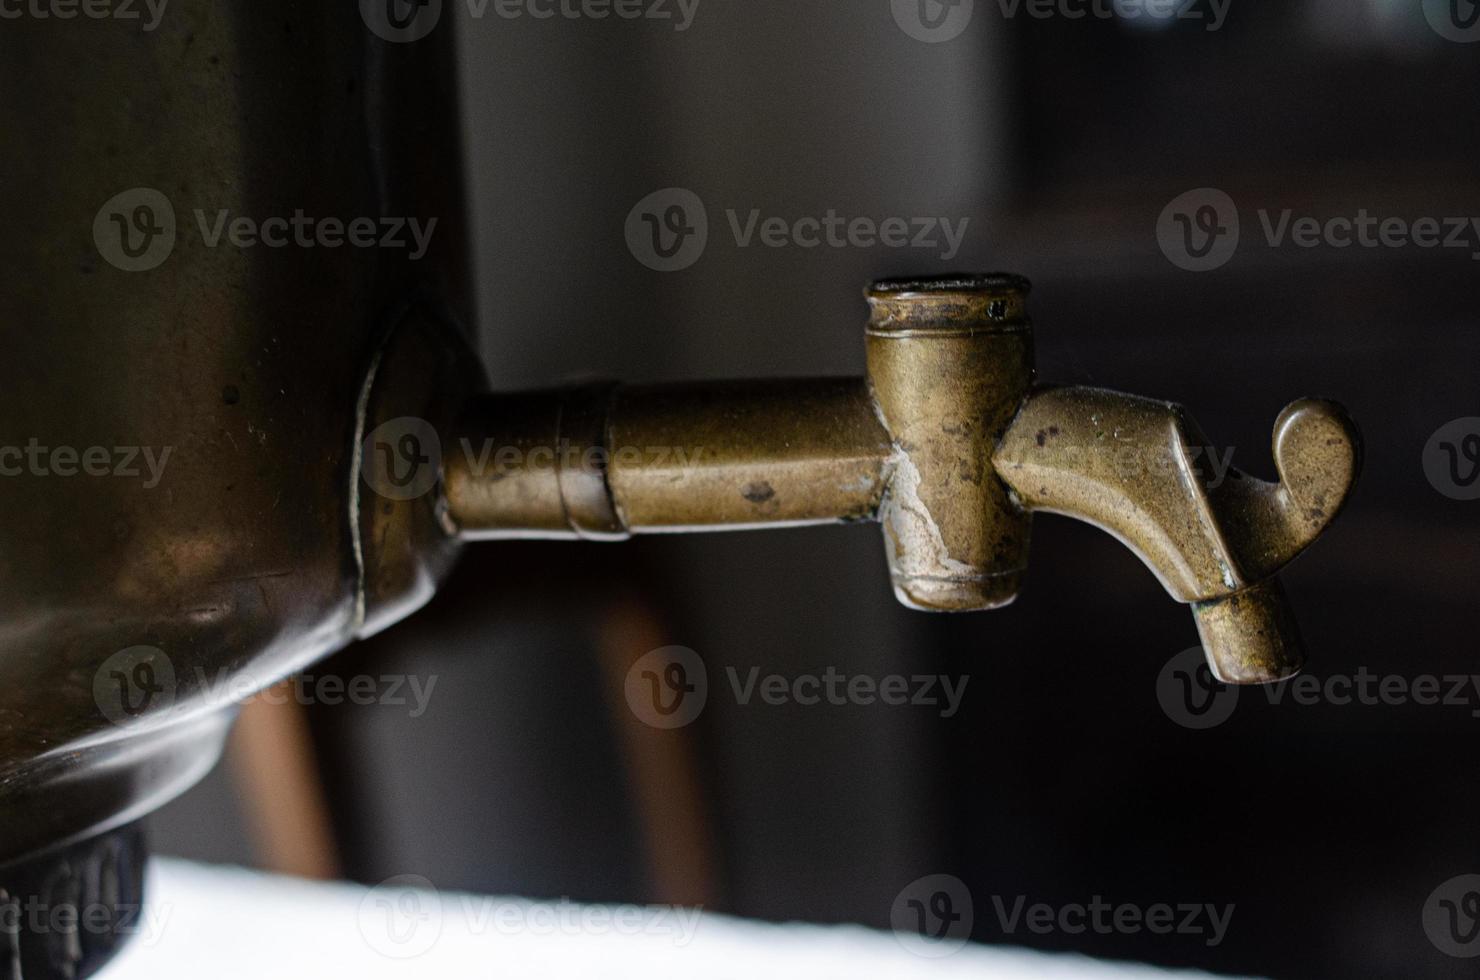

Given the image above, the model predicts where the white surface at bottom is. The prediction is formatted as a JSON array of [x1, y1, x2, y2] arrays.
[[97, 859, 1244, 979]]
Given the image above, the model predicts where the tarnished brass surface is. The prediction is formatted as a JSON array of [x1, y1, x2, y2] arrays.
[[993, 386, 1360, 681], [992, 388, 1361, 601], [609, 380, 892, 532], [1190, 578, 1306, 685], [446, 380, 893, 538], [356, 312, 488, 639], [0, 3, 472, 864], [865, 276, 1034, 611], [444, 274, 1360, 684]]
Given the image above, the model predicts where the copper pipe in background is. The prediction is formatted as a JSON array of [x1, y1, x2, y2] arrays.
[[226, 684, 342, 880], [596, 597, 720, 910]]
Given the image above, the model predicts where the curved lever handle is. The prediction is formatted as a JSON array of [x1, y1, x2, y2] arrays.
[[1273, 399, 1363, 517], [1216, 397, 1362, 579], [993, 386, 1361, 683], [1189, 398, 1359, 684], [993, 387, 1362, 602]]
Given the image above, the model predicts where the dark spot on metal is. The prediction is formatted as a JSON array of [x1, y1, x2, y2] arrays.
[[1035, 429, 1047, 447], [222, 385, 240, 405], [742, 481, 775, 504]]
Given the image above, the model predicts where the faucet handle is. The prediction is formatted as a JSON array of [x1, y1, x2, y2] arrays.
[[1209, 398, 1362, 584], [993, 386, 1361, 684], [1273, 398, 1362, 516], [1184, 398, 1359, 683]]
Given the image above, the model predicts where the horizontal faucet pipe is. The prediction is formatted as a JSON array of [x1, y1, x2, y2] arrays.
[[444, 378, 894, 540]]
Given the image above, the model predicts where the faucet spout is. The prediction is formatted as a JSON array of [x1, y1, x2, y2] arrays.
[[992, 386, 1361, 682]]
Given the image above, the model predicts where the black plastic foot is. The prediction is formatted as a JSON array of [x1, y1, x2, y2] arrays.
[[0, 823, 148, 980]]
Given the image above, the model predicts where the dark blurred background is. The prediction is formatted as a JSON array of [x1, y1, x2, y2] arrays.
[[149, 2, 1480, 977]]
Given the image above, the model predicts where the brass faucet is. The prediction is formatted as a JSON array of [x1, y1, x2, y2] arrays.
[[368, 274, 1361, 686]]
